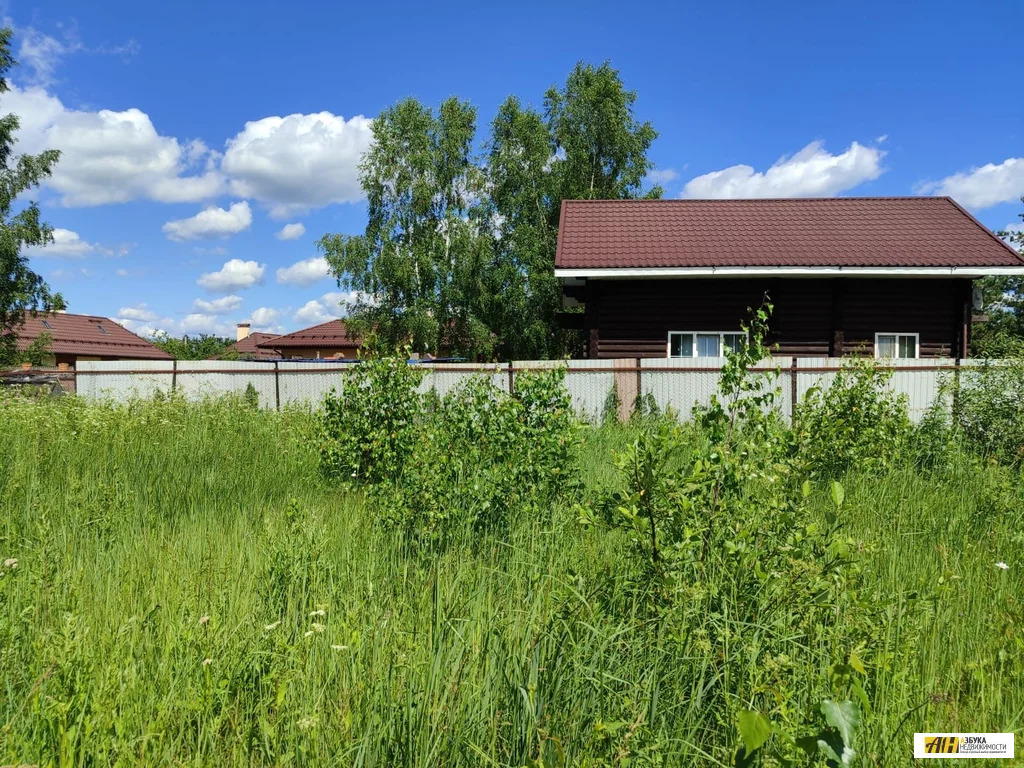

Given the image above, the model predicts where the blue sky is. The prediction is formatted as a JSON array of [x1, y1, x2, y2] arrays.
[[7, 0, 1024, 337]]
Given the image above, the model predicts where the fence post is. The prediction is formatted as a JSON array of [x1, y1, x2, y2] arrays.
[[635, 357, 642, 416], [171, 359, 178, 394], [951, 356, 961, 420], [790, 357, 798, 426], [274, 361, 281, 411], [507, 361, 514, 394]]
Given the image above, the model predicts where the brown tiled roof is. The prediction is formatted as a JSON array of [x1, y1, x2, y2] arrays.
[[256, 319, 362, 349], [8, 312, 172, 359], [555, 197, 1024, 269], [211, 333, 281, 360]]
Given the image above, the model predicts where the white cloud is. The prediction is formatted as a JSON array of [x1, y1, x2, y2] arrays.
[[293, 296, 342, 326], [16, 25, 80, 87], [916, 157, 1024, 210], [648, 168, 679, 185], [197, 259, 265, 292], [275, 222, 306, 240], [163, 201, 252, 241], [25, 227, 97, 257], [275, 256, 331, 286], [681, 140, 884, 199], [6, 84, 224, 206], [193, 294, 243, 314], [222, 112, 373, 218], [115, 268, 129, 277], [249, 307, 282, 329], [117, 303, 157, 322]]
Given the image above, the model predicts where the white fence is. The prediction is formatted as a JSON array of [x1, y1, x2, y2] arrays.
[[75, 357, 970, 422]]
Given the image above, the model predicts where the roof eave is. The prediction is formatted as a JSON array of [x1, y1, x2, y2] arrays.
[[555, 265, 1024, 279]]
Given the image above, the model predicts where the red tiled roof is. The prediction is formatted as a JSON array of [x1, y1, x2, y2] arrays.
[[9, 312, 172, 359], [554, 197, 1024, 269], [212, 332, 281, 360], [256, 319, 362, 349]]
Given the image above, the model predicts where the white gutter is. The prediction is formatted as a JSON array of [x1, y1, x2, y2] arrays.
[[554, 265, 1024, 279]]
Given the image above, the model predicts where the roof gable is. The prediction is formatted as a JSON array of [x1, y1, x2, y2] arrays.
[[554, 197, 1024, 271]]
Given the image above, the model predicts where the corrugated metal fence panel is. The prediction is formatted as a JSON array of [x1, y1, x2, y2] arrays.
[[76, 360, 174, 402], [795, 357, 953, 422], [515, 359, 616, 422], [276, 362, 348, 407], [420, 363, 508, 398], [886, 358, 954, 421], [640, 357, 724, 420], [174, 361, 278, 407]]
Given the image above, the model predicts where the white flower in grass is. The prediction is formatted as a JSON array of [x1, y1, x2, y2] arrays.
[[3, 558, 17, 569], [202, 658, 212, 666], [264, 620, 282, 631], [309, 609, 326, 618], [298, 715, 318, 731], [330, 644, 348, 651], [310, 622, 325, 633], [198, 615, 210, 626], [996, 561, 1009, 570]]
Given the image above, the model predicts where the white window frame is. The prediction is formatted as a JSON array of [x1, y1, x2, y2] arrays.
[[874, 332, 919, 359], [667, 331, 747, 358]]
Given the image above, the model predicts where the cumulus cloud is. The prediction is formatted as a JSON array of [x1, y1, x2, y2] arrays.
[[275, 222, 306, 240], [275, 256, 331, 286], [24, 227, 98, 257], [249, 307, 282, 329], [116, 304, 157, 322], [163, 201, 253, 241], [193, 294, 243, 314], [681, 140, 884, 199], [916, 157, 1024, 210], [7, 84, 224, 206], [222, 112, 373, 218], [648, 168, 679, 185], [197, 259, 265, 292]]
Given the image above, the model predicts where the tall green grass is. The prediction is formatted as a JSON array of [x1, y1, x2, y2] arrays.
[[0, 395, 1021, 766]]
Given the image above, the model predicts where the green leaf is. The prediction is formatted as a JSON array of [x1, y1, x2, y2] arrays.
[[801, 479, 812, 498], [829, 480, 845, 509], [737, 710, 772, 756], [820, 700, 860, 749]]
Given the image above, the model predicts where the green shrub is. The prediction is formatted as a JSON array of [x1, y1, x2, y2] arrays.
[[955, 357, 1024, 465], [795, 358, 912, 478], [318, 354, 425, 483]]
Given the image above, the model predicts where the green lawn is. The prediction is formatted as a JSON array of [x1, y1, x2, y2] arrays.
[[0, 394, 1020, 766]]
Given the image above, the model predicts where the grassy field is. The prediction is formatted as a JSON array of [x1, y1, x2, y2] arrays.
[[0, 390, 1021, 766]]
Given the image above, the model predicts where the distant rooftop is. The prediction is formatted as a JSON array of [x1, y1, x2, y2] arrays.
[[7, 312, 172, 360]]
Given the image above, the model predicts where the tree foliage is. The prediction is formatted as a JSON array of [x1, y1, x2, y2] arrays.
[[0, 27, 64, 366], [321, 61, 660, 360], [972, 197, 1024, 357], [149, 332, 234, 360]]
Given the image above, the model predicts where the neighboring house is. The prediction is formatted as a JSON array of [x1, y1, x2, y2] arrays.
[[555, 197, 1024, 359], [7, 312, 172, 367], [210, 323, 282, 360], [256, 319, 362, 359]]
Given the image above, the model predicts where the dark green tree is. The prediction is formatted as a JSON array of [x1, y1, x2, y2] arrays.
[[320, 97, 493, 358], [972, 197, 1024, 357], [321, 62, 660, 361], [484, 61, 660, 359], [0, 27, 64, 366]]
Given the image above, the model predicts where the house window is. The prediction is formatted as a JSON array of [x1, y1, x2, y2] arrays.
[[875, 332, 918, 359], [668, 331, 746, 358]]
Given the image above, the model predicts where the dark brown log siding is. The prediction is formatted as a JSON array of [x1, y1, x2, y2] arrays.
[[583, 278, 971, 359]]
